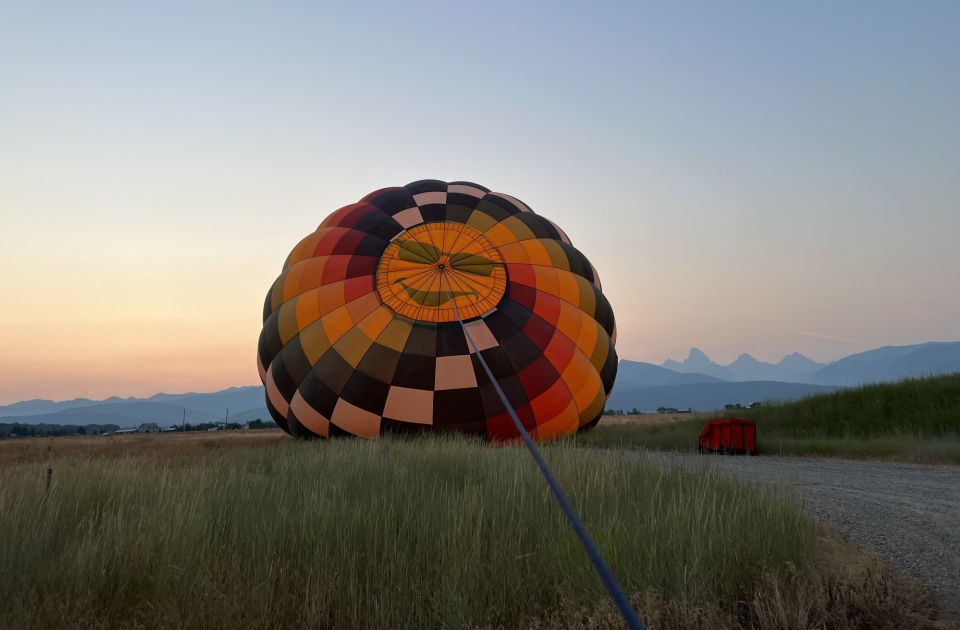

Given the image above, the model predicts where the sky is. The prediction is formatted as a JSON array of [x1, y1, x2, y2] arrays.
[[1, 1, 959, 404]]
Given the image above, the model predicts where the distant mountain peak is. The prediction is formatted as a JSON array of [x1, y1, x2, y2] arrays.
[[731, 353, 760, 365], [658, 346, 829, 382], [661, 348, 720, 372], [778, 352, 823, 370]]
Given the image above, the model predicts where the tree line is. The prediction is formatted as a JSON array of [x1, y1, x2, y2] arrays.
[[0, 418, 278, 439], [0, 423, 121, 438]]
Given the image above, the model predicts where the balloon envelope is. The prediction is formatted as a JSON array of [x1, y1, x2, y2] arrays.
[[258, 180, 617, 440]]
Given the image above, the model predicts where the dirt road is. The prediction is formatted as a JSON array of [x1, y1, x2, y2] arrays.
[[649, 453, 960, 627]]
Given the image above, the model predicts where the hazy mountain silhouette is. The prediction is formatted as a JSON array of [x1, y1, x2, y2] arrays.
[[808, 341, 960, 386], [779, 352, 823, 372], [660, 342, 960, 386], [661, 348, 825, 382], [616, 361, 723, 387], [0, 397, 99, 417], [612, 358, 835, 411], [0, 387, 268, 428]]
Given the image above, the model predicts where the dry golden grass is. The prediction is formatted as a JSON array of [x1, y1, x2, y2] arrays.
[[594, 413, 703, 428], [522, 534, 941, 630], [0, 428, 285, 468]]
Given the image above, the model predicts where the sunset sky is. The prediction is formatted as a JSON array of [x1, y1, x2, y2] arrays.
[[2, 1, 958, 404]]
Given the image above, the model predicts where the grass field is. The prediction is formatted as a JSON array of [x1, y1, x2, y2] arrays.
[[0, 432, 937, 628], [580, 373, 960, 464]]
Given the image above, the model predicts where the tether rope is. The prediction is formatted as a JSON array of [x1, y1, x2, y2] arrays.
[[444, 280, 644, 630]]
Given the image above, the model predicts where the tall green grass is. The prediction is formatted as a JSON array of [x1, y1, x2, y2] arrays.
[[739, 372, 960, 438], [0, 437, 815, 628], [581, 374, 960, 463]]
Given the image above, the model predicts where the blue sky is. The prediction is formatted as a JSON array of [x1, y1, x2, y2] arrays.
[[1, 1, 958, 402]]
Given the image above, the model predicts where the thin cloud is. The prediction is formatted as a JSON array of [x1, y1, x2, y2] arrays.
[[799, 331, 859, 344]]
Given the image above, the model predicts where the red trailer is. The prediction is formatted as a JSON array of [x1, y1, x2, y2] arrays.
[[698, 418, 757, 455]]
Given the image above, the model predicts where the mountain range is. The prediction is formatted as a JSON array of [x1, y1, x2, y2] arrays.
[[659, 341, 960, 386], [0, 388, 269, 428], [2, 341, 958, 425], [663, 348, 824, 382], [609, 340, 960, 412]]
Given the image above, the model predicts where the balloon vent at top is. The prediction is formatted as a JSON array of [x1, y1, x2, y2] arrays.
[[258, 180, 617, 441]]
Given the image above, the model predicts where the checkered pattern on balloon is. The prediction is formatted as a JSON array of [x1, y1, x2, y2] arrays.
[[258, 180, 617, 440]]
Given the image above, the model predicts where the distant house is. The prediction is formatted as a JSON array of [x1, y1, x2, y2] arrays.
[[113, 428, 136, 434], [137, 423, 161, 433], [725, 402, 762, 411]]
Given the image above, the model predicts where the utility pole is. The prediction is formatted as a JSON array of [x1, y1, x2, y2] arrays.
[[224, 408, 229, 431], [182, 408, 186, 432]]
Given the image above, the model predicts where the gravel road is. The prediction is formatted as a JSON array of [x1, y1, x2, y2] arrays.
[[647, 453, 960, 627]]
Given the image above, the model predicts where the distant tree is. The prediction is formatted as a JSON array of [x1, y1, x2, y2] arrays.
[[0, 422, 118, 440]]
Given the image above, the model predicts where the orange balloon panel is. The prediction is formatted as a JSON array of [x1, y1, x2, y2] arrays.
[[376, 222, 506, 323], [258, 180, 617, 441]]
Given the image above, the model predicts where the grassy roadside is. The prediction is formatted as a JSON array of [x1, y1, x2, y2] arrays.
[[582, 373, 960, 464], [0, 435, 937, 628]]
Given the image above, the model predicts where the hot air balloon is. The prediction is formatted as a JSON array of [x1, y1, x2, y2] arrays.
[[258, 180, 617, 440]]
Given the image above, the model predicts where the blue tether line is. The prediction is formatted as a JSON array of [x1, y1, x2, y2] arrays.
[[447, 289, 644, 630]]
